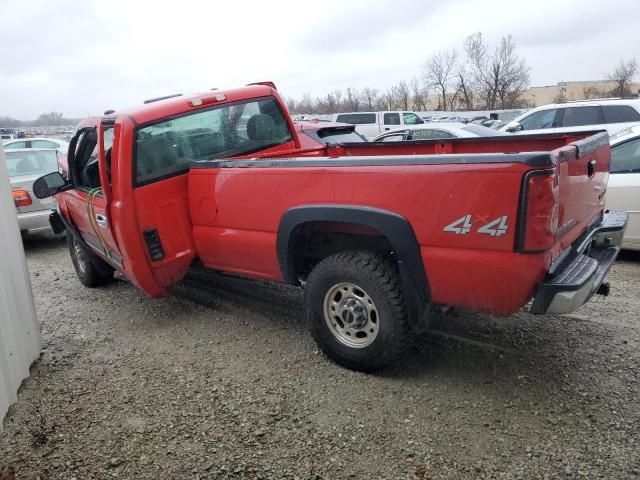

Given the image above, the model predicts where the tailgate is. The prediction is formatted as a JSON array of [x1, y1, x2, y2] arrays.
[[553, 131, 610, 248]]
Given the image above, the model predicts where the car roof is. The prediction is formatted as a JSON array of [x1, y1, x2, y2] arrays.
[[4, 148, 59, 154], [3, 137, 67, 143], [610, 123, 640, 145], [96, 84, 276, 126]]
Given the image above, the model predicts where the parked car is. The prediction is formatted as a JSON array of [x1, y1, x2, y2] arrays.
[[32, 83, 626, 372], [330, 111, 425, 138], [606, 124, 640, 250], [295, 122, 367, 146], [501, 99, 640, 136], [371, 123, 507, 142], [3, 137, 69, 153], [5, 149, 59, 236]]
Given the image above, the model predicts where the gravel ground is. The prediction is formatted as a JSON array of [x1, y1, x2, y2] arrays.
[[1, 232, 639, 479]]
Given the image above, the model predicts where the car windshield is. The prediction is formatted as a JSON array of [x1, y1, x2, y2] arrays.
[[5, 150, 58, 177], [303, 126, 367, 144], [462, 125, 506, 136]]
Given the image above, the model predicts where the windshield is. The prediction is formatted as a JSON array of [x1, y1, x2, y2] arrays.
[[303, 126, 367, 144], [462, 124, 506, 136], [135, 97, 293, 186], [5, 150, 58, 177]]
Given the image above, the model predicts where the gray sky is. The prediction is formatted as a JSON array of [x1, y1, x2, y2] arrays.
[[1, 0, 638, 119]]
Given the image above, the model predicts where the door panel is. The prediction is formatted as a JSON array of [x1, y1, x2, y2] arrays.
[[65, 127, 123, 267]]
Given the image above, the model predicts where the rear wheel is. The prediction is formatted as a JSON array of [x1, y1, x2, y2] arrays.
[[304, 251, 410, 372], [68, 233, 114, 287]]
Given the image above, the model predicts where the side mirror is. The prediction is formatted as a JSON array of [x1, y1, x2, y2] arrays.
[[505, 122, 523, 133], [33, 172, 69, 199]]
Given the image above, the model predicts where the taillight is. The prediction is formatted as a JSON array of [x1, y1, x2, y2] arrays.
[[519, 170, 559, 252], [12, 189, 32, 207]]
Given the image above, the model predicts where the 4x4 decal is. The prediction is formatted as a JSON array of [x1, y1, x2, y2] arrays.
[[444, 215, 509, 237]]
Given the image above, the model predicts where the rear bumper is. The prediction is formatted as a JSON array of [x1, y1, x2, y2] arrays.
[[530, 211, 628, 315], [17, 209, 54, 233]]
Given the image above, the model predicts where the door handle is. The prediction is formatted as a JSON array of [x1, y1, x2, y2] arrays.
[[95, 214, 108, 229], [588, 159, 597, 177]]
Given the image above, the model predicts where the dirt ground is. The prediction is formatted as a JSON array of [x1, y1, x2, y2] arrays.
[[1, 232, 639, 479]]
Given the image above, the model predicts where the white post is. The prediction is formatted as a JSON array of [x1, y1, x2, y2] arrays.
[[0, 144, 42, 429]]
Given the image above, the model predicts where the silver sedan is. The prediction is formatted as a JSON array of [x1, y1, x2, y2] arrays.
[[6, 148, 60, 235]]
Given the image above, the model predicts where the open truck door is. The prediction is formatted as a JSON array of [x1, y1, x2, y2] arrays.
[[62, 124, 124, 270]]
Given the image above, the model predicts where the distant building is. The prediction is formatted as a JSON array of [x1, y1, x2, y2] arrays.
[[522, 80, 640, 107]]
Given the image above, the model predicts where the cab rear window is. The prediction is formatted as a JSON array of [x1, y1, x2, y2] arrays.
[[135, 98, 293, 186]]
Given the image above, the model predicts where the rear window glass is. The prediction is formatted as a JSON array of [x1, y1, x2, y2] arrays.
[[135, 98, 292, 186], [335, 113, 376, 125], [5, 150, 58, 177], [603, 105, 640, 124], [561, 106, 602, 127], [303, 127, 367, 144]]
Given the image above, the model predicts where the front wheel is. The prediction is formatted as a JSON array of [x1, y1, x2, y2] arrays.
[[304, 251, 410, 372], [68, 233, 114, 287]]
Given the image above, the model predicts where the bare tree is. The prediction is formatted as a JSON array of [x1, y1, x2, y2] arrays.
[[608, 58, 638, 97], [464, 32, 530, 109], [393, 81, 411, 110], [410, 76, 428, 111], [582, 85, 606, 100], [455, 66, 474, 110], [344, 87, 362, 111], [361, 87, 379, 110], [423, 50, 458, 111], [553, 87, 568, 104], [297, 92, 314, 114], [381, 87, 397, 110]]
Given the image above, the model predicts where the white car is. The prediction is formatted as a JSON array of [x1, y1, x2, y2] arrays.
[[3, 137, 69, 153], [501, 99, 640, 137], [330, 111, 426, 138], [606, 124, 640, 250], [371, 123, 506, 142]]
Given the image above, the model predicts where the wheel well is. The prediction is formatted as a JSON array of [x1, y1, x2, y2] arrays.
[[289, 222, 394, 282]]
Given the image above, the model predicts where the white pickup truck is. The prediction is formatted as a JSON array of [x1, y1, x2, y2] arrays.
[[330, 111, 426, 138]]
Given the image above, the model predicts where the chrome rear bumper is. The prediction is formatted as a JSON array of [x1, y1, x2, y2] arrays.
[[530, 211, 628, 315]]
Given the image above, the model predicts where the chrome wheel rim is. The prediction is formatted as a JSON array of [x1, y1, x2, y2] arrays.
[[74, 239, 87, 274], [323, 282, 379, 348]]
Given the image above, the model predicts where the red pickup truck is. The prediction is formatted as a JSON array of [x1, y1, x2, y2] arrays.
[[33, 82, 627, 371]]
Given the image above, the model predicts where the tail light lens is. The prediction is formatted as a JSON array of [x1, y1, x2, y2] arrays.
[[519, 170, 559, 252], [12, 189, 32, 207]]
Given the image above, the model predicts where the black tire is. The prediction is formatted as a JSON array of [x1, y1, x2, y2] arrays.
[[304, 251, 410, 372], [68, 232, 114, 287]]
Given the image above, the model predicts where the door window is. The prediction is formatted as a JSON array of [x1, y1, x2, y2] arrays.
[[603, 105, 640, 124], [518, 109, 557, 130], [611, 138, 640, 173], [560, 106, 603, 127], [31, 140, 57, 149], [4, 141, 27, 149], [403, 112, 424, 125], [72, 130, 102, 189], [335, 113, 376, 124], [383, 113, 401, 125], [135, 97, 293, 186]]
